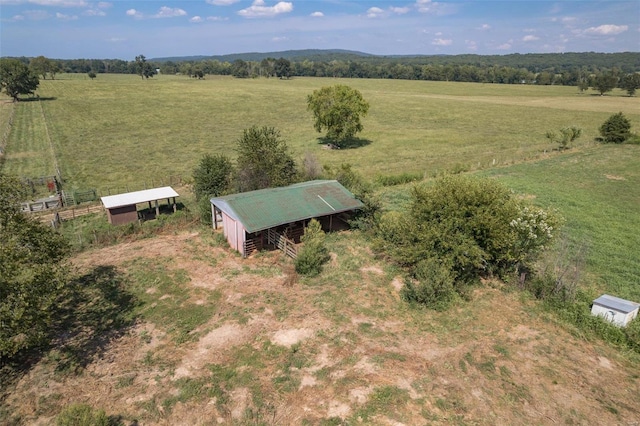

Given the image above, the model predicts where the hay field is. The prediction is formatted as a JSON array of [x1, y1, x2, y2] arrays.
[[3, 74, 638, 191]]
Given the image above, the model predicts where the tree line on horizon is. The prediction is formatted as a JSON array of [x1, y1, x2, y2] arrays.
[[4, 51, 640, 88]]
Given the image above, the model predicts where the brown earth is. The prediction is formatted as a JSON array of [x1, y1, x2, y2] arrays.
[[3, 230, 639, 425]]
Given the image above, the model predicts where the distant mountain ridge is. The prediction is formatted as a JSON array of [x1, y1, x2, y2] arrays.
[[151, 49, 375, 63]]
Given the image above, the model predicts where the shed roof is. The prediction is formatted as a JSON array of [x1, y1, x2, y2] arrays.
[[593, 294, 640, 314], [210, 180, 364, 233], [101, 186, 179, 209]]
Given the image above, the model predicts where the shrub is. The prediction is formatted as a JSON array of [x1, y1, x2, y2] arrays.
[[375, 175, 561, 309], [192, 154, 234, 201], [294, 219, 330, 276], [545, 126, 582, 150], [599, 112, 631, 144], [401, 258, 456, 311]]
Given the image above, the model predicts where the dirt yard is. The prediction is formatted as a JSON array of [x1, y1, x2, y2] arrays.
[[3, 229, 639, 425]]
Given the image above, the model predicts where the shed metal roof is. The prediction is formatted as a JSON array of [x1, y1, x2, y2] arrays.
[[210, 180, 364, 233], [101, 186, 179, 209], [592, 294, 640, 314]]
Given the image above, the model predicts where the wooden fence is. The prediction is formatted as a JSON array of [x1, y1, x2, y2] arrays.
[[267, 228, 298, 259]]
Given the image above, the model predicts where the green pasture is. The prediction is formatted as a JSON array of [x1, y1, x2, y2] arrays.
[[3, 74, 639, 299], [480, 144, 640, 301], [3, 73, 638, 192]]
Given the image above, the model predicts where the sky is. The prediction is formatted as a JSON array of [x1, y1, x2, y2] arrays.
[[0, 0, 638, 60]]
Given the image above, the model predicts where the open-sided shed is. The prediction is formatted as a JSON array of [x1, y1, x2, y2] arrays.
[[101, 186, 179, 225], [591, 294, 640, 327], [210, 180, 364, 257]]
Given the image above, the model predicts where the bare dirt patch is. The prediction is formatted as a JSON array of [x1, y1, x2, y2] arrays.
[[605, 174, 626, 181], [3, 230, 640, 425]]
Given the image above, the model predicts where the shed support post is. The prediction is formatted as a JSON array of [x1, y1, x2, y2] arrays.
[[172, 197, 176, 212], [155, 200, 159, 217], [212, 204, 218, 229]]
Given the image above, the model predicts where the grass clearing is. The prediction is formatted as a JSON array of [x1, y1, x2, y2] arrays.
[[4, 74, 638, 193], [2, 75, 640, 424]]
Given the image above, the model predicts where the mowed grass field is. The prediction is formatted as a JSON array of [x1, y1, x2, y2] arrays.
[[3, 73, 638, 191], [2, 73, 639, 298]]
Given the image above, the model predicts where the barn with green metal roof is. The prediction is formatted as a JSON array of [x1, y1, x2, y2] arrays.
[[210, 180, 364, 257]]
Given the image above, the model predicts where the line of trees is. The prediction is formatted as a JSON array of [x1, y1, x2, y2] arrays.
[[3, 52, 639, 89]]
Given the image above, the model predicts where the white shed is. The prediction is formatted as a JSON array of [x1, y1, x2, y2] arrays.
[[591, 294, 640, 327]]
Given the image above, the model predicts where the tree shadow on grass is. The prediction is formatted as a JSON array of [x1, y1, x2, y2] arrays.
[[316, 136, 372, 150], [18, 96, 57, 102], [51, 265, 139, 375], [0, 265, 137, 420]]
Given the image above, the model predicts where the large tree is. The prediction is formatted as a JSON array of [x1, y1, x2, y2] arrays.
[[620, 73, 640, 96], [0, 172, 70, 359], [0, 58, 40, 101], [592, 73, 618, 95], [134, 54, 155, 79], [274, 57, 292, 79], [29, 56, 52, 80], [235, 126, 298, 191], [307, 84, 370, 146]]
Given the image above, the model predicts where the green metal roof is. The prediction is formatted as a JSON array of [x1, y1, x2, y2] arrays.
[[210, 180, 364, 233]]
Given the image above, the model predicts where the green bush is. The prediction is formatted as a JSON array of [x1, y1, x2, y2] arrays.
[[375, 175, 561, 309], [294, 219, 330, 277], [401, 258, 456, 311], [599, 112, 631, 144], [56, 404, 110, 426]]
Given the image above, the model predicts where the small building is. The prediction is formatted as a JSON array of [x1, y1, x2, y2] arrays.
[[101, 186, 179, 225], [591, 294, 640, 327], [210, 180, 364, 257]]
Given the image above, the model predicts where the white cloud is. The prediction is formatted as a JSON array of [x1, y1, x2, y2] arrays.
[[238, 0, 293, 18], [206, 16, 227, 21], [415, 0, 434, 13], [432, 38, 452, 46], [497, 42, 512, 50], [465, 40, 478, 51], [97, 2, 111, 8], [107, 37, 125, 42], [28, 0, 87, 6], [272, 36, 288, 42], [125, 8, 141, 18], [435, 31, 442, 36], [83, 9, 106, 16], [478, 24, 491, 30], [583, 24, 628, 36], [415, 0, 453, 15], [56, 11, 77, 19], [11, 14, 25, 20], [367, 7, 384, 18], [390, 6, 409, 14], [153, 6, 187, 18], [22, 9, 50, 19], [190, 16, 203, 23], [310, 11, 323, 17], [523, 35, 539, 42], [206, 0, 239, 5]]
